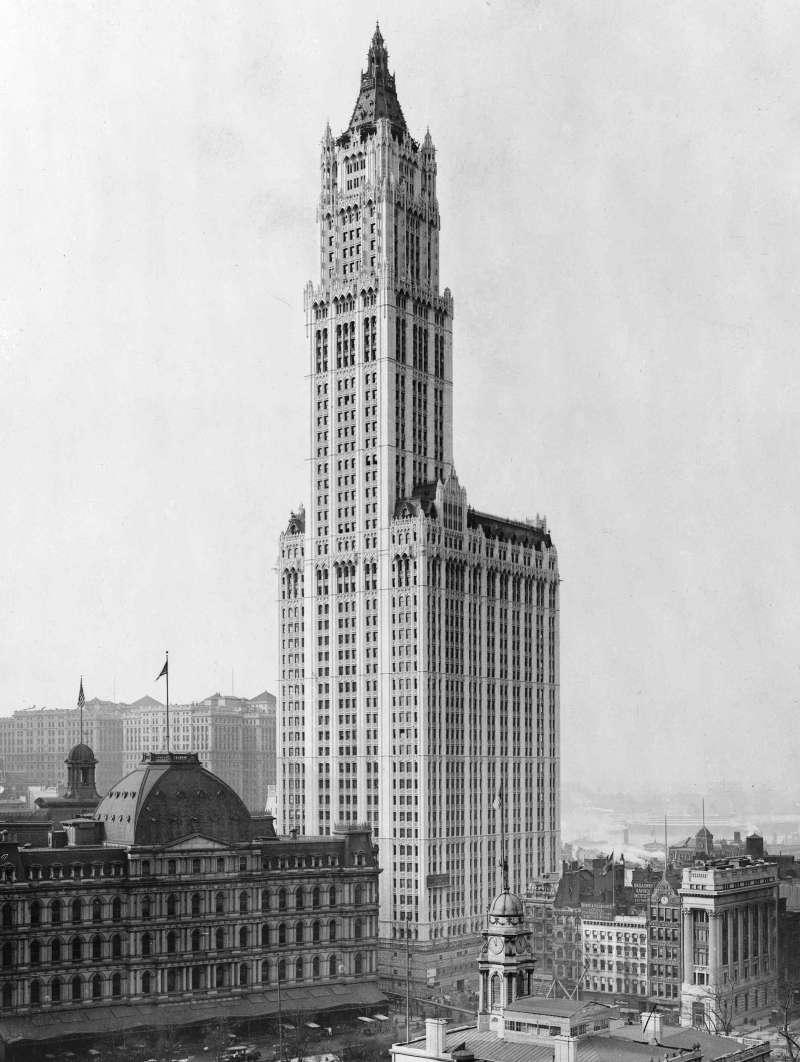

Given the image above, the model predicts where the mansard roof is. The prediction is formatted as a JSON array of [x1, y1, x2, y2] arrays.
[[343, 25, 407, 142], [468, 509, 552, 550], [94, 752, 253, 847]]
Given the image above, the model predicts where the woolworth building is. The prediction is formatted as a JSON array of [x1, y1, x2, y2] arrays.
[[278, 26, 560, 992]]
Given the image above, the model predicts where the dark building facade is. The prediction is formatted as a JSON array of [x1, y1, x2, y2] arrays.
[[0, 751, 381, 1057]]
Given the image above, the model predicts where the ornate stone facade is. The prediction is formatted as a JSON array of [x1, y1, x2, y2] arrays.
[[277, 25, 560, 994]]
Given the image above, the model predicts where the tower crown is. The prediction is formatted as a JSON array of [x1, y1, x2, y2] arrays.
[[347, 25, 407, 138]]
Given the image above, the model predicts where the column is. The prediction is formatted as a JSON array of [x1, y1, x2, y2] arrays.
[[708, 912, 722, 989], [682, 908, 693, 984]]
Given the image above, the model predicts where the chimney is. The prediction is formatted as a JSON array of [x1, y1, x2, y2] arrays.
[[640, 1011, 662, 1043], [425, 1018, 447, 1057]]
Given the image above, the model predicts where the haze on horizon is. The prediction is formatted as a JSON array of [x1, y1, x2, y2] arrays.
[[1, 1, 798, 796]]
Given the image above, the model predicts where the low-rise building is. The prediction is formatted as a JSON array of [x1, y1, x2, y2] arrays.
[[0, 748, 381, 1059], [679, 856, 778, 1030], [647, 876, 682, 1015], [580, 913, 649, 1006]]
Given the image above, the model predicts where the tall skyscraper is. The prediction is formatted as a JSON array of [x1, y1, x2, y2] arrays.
[[278, 26, 560, 991]]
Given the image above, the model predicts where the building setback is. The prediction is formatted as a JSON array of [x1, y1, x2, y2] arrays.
[[0, 748, 381, 1058], [277, 25, 560, 994]]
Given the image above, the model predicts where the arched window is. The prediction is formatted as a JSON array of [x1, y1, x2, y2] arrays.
[[295, 922, 304, 944], [312, 956, 320, 980], [167, 970, 176, 993], [30, 901, 41, 927], [278, 888, 286, 910], [277, 959, 286, 982], [140, 972, 150, 996], [51, 900, 62, 925], [51, 938, 62, 963], [328, 954, 337, 978], [261, 890, 270, 913], [91, 898, 102, 923], [490, 973, 501, 1010], [191, 893, 201, 917], [2, 942, 12, 968], [192, 967, 202, 990], [92, 935, 102, 960], [142, 932, 152, 957], [261, 960, 269, 983], [141, 896, 151, 920], [51, 978, 62, 1004], [278, 923, 286, 945], [71, 976, 82, 1002], [354, 918, 362, 940], [0, 903, 12, 930], [71, 936, 82, 962], [167, 894, 177, 917], [312, 887, 320, 909], [112, 973, 121, 998], [261, 924, 269, 947], [329, 920, 337, 942], [30, 980, 41, 1005], [312, 921, 320, 944], [71, 899, 82, 924], [2, 983, 12, 1008], [354, 953, 363, 976], [166, 931, 176, 954], [111, 897, 122, 922], [215, 892, 225, 915], [295, 957, 303, 981], [354, 884, 363, 905], [167, 859, 176, 875], [215, 927, 224, 950], [239, 926, 249, 949], [239, 963, 248, 986], [30, 940, 40, 965], [191, 929, 200, 952], [112, 934, 121, 959], [328, 886, 336, 907], [295, 887, 304, 909]]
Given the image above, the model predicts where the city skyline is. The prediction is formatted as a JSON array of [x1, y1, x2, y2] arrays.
[[3, 2, 799, 794]]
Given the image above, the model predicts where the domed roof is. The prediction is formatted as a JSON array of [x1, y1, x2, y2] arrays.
[[66, 743, 97, 764], [488, 888, 524, 924], [94, 752, 252, 847]]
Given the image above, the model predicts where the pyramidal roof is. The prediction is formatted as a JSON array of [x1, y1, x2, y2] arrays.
[[346, 24, 407, 138]]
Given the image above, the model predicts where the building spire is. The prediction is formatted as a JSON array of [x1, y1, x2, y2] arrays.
[[347, 24, 407, 137]]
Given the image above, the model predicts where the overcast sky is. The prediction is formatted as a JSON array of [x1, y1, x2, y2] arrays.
[[1, 1, 798, 797]]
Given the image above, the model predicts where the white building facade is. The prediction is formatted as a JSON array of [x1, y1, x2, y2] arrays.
[[278, 27, 560, 991]]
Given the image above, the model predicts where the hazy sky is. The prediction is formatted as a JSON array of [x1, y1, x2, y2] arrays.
[[2, 1, 798, 795]]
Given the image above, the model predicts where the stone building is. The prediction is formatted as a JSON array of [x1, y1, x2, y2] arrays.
[[277, 24, 560, 995], [647, 876, 682, 1016], [0, 691, 276, 813], [679, 856, 778, 1030], [0, 749, 381, 1058]]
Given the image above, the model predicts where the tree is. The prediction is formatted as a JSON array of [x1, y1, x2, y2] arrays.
[[701, 985, 737, 1036], [776, 981, 800, 1061]]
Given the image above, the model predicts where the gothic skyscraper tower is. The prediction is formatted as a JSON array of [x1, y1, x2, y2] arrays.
[[278, 26, 560, 992]]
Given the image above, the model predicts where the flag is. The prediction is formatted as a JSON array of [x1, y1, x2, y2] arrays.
[[492, 783, 503, 813], [77, 678, 85, 709], [155, 656, 168, 681], [603, 851, 614, 874]]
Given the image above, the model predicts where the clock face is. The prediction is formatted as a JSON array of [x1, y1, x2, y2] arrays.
[[660, 896, 668, 905], [489, 936, 504, 956]]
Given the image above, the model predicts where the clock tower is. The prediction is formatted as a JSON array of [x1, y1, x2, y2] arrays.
[[477, 884, 535, 1032]]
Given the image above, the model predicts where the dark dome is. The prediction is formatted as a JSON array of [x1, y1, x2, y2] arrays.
[[94, 752, 252, 846], [488, 889, 524, 924], [66, 743, 97, 764]]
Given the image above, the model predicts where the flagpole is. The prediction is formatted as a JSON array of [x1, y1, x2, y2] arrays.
[[165, 651, 170, 753], [78, 677, 84, 745]]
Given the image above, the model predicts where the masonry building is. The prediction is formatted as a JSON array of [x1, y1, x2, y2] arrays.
[[277, 25, 560, 994], [0, 746, 381, 1058]]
